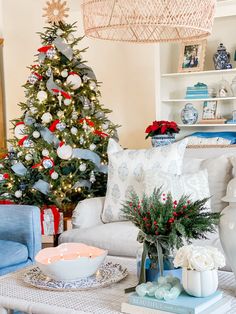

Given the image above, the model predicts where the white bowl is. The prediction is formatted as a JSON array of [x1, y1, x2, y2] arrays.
[[35, 243, 108, 281]]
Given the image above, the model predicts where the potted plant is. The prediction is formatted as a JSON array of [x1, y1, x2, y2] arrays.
[[174, 245, 225, 297], [145, 120, 180, 147], [121, 188, 221, 292]]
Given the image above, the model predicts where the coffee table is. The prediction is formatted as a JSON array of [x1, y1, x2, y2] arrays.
[[0, 256, 235, 314]]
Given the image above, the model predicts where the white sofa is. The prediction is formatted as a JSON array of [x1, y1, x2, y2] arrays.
[[59, 147, 236, 269]]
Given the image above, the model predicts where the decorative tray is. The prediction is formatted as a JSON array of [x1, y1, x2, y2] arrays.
[[23, 262, 128, 291]]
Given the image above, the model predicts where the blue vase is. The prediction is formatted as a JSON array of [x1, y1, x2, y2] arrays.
[[151, 134, 175, 147], [213, 43, 232, 70], [181, 103, 198, 125]]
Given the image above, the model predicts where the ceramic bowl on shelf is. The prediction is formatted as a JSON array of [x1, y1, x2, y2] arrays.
[[35, 243, 108, 281]]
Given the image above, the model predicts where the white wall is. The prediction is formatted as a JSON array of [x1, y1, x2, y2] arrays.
[[0, 0, 156, 149]]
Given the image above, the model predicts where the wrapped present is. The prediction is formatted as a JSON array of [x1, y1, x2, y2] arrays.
[[40, 205, 63, 235]]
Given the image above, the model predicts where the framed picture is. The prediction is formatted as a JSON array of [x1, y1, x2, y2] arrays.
[[202, 101, 217, 120], [178, 40, 207, 73]]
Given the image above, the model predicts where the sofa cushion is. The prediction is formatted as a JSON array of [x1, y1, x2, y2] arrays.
[[144, 169, 211, 209], [59, 221, 141, 257], [183, 155, 232, 212], [0, 240, 28, 268], [102, 139, 188, 223]]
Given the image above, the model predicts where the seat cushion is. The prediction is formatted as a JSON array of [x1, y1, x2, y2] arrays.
[[59, 221, 141, 257], [0, 240, 28, 268]]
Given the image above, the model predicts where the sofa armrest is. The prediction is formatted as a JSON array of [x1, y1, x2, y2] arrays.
[[72, 197, 105, 229]]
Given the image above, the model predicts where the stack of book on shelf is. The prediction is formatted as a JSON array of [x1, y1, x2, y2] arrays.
[[121, 290, 231, 314], [198, 118, 226, 124], [185, 83, 209, 99]]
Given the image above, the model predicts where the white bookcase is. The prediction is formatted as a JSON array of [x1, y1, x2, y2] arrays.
[[155, 0, 236, 139]]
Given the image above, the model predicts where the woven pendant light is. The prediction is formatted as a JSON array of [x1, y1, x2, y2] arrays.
[[82, 0, 216, 43]]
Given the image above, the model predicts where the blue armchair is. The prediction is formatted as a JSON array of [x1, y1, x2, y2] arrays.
[[0, 205, 41, 276]]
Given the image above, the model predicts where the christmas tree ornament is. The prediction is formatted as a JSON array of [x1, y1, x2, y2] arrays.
[[37, 90, 48, 103], [83, 75, 89, 83], [17, 152, 23, 158], [0, 174, 9, 181], [32, 131, 41, 138], [89, 81, 97, 90], [42, 149, 50, 157], [64, 98, 72, 106], [56, 28, 64, 36], [14, 122, 26, 139], [67, 33, 74, 43], [51, 170, 59, 180], [46, 67, 52, 77], [70, 127, 78, 135], [15, 190, 23, 198], [55, 79, 62, 84], [95, 111, 105, 118], [90, 171, 96, 183], [79, 163, 87, 172], [66, 72, 82, 90], [56, 122, 66, 131], [41, 112, 53, 124], [61, 69, 68, 77], [102, 123, 109, 130], [80, 136, 84, 144], [30, 106, 38, 114], [25, 154, 33, 161], [57, 142, 73, 160], [42, 157, 54, 169], [23, 139, 34, 148], [46, 47, 57, 60], [57, 110, 64, 118], [28, 72, 42, 85], [19, 183, 27, 191], [71, 111, 78, 120], [43, 0, 69, 24], [89, 143, 96, 151]]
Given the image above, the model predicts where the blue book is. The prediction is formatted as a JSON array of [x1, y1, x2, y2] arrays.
[[128, 291, 222, 314], [186, 91, 209, 95], [185, 95, 209, 99]]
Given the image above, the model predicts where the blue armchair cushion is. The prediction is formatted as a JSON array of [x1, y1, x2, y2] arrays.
[[0, 240, 28, 268]]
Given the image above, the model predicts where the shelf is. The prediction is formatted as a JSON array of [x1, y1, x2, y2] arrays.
[[161, 68, 236, 78], [179, 124, 236, 127], [162, 97, 236, 103]]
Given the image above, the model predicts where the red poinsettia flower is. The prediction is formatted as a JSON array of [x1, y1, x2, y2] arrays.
[[145, 120, 180, 139]]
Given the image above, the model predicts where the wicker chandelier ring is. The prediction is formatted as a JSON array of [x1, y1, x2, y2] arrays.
[[83, 0, 216, 43]]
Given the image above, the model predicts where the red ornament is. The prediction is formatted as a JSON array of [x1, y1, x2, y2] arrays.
[[38, 45, 53, 53]]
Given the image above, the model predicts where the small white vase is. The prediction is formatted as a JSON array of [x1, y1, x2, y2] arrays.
[[182, 268, 218, 297]]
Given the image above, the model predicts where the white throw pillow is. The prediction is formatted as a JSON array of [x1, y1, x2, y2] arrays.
[[144, 169, 211, 209], [102, 139, 188, 223], [183, 155, 232, 212]]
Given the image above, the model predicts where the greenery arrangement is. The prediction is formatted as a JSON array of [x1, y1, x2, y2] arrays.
[[0, 20, 119, 211], [145, 120, 180, 139], [122, 188, 221, 285]]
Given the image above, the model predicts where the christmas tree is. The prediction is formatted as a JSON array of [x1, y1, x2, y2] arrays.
[[0, 1, 118, 212]]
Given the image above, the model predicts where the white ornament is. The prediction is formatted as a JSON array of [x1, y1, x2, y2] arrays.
[[56, 122, 66, 131], [37, 91, 47, 102], [46, 47, 57, 59], [41, 112, 52, 124], [80, 136, 84, 144], [66, 74, 82, 90], [32, 131, 40, 139], [14, 123, 26, 139], [56, 28, 64, 36], [61, 69, 68, 78], [58, 91, 63, 106], [89, 144, 96, 151], [30, 107, 38, 114], [102, 123, 109, 130], [89, 81, 97, 90], [25, 154, 33, 161], [0, 174, 5, 181], [51, 171, 59, 180], [64, 98, 72, 106], [17, 152, 23, 158], [42, 149, 49, 157], [71, 112, 78, 120], [57, 111, 64, 118], [46, 67, 52, 77], [71, 127, 78, 135], [42, 158, 54, 169], [15, 190, 22, 198], [67, 33, 74, 43], [79, 163, 86, 172], [57, 144, 73, 160], [90, 171, 96, 183]]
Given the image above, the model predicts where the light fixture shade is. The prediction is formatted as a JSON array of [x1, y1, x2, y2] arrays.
[[82, 0, 216, 43]]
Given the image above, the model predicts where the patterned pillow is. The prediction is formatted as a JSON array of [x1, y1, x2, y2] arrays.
[[144, 169, 211, 209], [102, 139, 188, 223]]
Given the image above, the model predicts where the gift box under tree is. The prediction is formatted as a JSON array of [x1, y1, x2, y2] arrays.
[[40, 205, 63, 236]]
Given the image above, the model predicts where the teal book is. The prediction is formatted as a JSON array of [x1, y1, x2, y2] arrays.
[[128, 291, 222, 314]]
